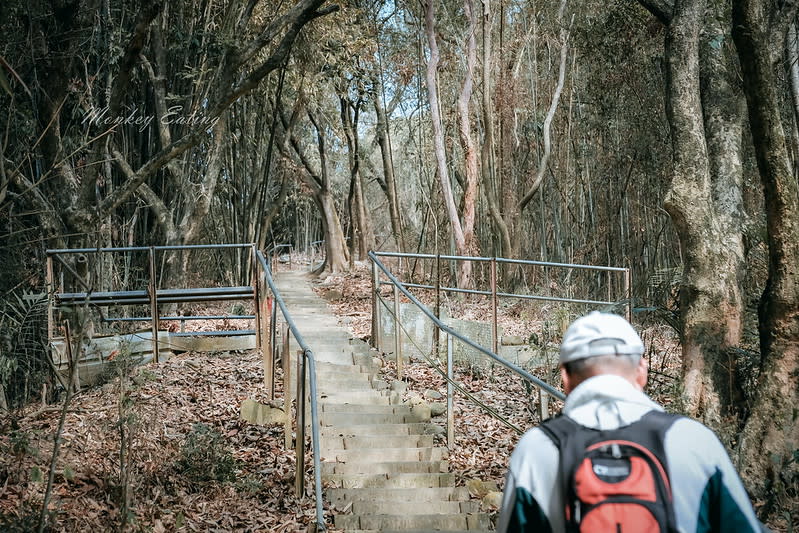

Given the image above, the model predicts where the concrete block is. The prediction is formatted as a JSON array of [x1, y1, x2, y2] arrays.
[[240, 398, 285, 425], [430, 402, 447, 417]]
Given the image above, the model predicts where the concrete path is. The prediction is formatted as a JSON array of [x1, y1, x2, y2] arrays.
[[274, 271, 493, 532]]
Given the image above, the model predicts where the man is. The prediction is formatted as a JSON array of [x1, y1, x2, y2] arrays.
[[496, 311, 763, 533]]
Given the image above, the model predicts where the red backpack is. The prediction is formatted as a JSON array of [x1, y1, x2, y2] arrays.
[[539, 410, 681, 533]]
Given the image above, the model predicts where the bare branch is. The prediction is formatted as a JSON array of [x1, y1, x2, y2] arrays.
[[519, 5, 572, 212], [108, 0, 162, 117], [637, 0, 674, 25]]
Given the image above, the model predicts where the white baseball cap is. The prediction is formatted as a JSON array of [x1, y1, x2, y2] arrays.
[[559, 311, 644, 364]]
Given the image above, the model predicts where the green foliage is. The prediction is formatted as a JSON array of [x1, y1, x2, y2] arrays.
[[29, 465, 43, 483], [175, 423, 238, 485], [0, 499, 51, 533], [5, 428, 40, 460]]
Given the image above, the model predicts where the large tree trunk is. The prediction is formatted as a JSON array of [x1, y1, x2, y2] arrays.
[[696, 3, 747, 411], [316, 191, 350, 273], [732, 0, 799, 503], [645, 0, 747, 425]]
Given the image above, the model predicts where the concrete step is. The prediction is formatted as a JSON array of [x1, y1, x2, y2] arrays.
[[320, 423, 438, 437], [321, 460, 448, 475], [324, 472, 455, 489], [321, 434, 434, 451], [322, 446, 448, 463], [320, 403, 412, 414], [317, 380, 382, 393], [334, 512, 492, 530], [319, 391, 392, 404], [315, 364, 375, 376], [316, 372, 387, 386], [327, 486, 471, 504], [276, 272, 487, 532], [348, 499, 480, 515], [316, 361, 376, 375], [320, 411, 429, 426]]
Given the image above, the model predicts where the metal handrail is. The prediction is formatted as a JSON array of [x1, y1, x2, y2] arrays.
[[386, 281, 622, 307], [46, 243, 254, 254], [45, 244, 264, 365], [374, 250, 629, 272], [369, 251, 566, 400], [373, 251, 632, 328], [255, 250, 325, 532]]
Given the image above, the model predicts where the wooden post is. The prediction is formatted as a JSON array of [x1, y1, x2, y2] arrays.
[[295, 349, 306, 497], [148, 247, 160, 363], [393, 283, 403, 381], [446, 334, 454, 447]]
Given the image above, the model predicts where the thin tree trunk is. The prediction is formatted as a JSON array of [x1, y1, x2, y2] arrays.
[[340, 94, 374, 260], [373, 74, 406, 252], [456, 0, 480, 285], [424, 0, 469, 286], [518, 0, 570, 212]]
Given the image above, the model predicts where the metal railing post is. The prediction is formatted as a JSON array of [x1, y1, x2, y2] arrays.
[[46, 254, 54, 347], [434, 254, 441, 355], [447, 333, 454, 447], [148, 246, 160, 363], [282, 322, 292, 450], [491, 257, 498, 354], [625, 267, 632, 322], [252, 245, 262, 355], [393, 283, 403, 381], [371, 259, 382, 351], [540, 389, 550, 421], [270, 298, 277, 399], [295, 349, 307, 497]]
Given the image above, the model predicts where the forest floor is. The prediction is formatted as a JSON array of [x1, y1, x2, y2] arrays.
[[0, 263, 791, 532]]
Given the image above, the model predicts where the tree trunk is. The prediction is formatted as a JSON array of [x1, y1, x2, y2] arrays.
[[654, 0, 747, 425], [423, 0, 470, 287], [340, 94, 374, 261], [732, 0, 799, 503], [373, 75, 406, 252], [455, 0, 481, 285], [316, 191, 350, 273], [697, 2, 747, 411]]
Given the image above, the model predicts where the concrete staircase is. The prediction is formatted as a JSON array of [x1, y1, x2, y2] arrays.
[[274, 271, 493, 532]]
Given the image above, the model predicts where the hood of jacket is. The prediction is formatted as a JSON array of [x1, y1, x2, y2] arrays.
[[563, 374, 663, 430]]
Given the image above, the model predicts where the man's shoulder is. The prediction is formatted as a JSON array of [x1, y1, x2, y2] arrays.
[[511, 426, 560, 462], [666, 415, 724, 442]]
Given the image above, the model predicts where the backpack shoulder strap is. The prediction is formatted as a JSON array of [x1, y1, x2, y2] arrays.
[[538, 414, 581, 448], [627, 410, 683, 452]]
